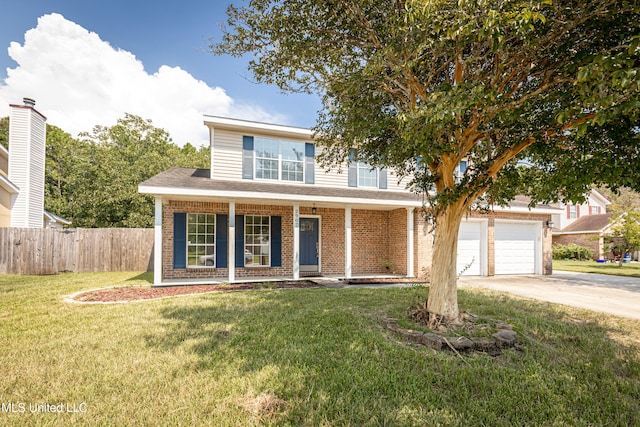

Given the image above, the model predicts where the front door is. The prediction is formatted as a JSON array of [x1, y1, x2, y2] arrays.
[[300, 217, 319, 272]]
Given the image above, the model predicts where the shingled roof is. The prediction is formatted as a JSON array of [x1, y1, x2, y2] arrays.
[[559, 213, 616, 233]]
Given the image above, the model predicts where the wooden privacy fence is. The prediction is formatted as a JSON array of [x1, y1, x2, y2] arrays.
[[0, 228, 154, 275]]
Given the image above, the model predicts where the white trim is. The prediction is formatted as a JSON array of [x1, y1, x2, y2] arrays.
[[154, 198, 163, 286], [209, 126, 214, 179], [491, 205, 561, 214], [229, 200, 235, 283], [293, 204, 300, 280], [406, 208, 414, 277], [345, 205, 352, 278], [204, 115, 313, 140], [0, 174, 19, 193], [139, 185, 422, 208], [494, 219, 543, 275]]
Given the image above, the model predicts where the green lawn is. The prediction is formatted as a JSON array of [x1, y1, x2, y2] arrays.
[[1, 273, 639, 426], [554, 259, 640, 277]]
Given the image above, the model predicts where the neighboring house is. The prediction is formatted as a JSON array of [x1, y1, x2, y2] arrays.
[[0, 98, 70, 229], [552, 212, 616, 260], [551, 189, 617, 260], [139, 116, 558, 286], [551, 189, 610, 231]]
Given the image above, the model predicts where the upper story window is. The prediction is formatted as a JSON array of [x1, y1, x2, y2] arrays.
[[357, 162, 378, 188], [455, 160, 467, 181], [254, 137, 304, 182], [590, 205, 600, 215], [569, 204, 577, 219]]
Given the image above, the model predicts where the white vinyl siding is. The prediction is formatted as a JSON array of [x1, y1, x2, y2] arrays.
[[209, 128, 411, 192]]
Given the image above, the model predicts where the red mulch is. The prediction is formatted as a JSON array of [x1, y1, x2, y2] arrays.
[[72, 281, 318, 303]]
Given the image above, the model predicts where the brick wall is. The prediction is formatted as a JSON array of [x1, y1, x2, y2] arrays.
[[163, 201, 293, 280], [388, 209, 408, 275], [414, 211, 432, 279], [351, 209, 390, 275]]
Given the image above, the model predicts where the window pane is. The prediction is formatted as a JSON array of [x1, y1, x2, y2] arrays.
[[358, 162, 378, 188], [244, 215, 270, 266], [186, 213, 215, 268], [281, 141, 304, 161]]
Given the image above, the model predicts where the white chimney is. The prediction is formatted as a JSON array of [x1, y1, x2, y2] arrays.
[[8, 98, 47, 228]]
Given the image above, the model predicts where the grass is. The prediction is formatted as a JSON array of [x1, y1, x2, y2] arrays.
[[0, 273, 639, 426], [554, 259, 640, 277]]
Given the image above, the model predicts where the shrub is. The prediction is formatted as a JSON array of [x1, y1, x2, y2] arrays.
[[552, 243, 594, 260]]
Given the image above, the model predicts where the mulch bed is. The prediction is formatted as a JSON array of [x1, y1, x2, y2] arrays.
[[343, 278, 427, 285], [71, 281, 318, 303]]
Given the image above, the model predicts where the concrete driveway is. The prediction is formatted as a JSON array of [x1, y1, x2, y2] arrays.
[[458, 271, 640, 320]]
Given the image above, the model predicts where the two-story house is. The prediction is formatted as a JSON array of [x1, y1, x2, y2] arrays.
[[551, 190, 614, 260], [139, 116, 558, 286]]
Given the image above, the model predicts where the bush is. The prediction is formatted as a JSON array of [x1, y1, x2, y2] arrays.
[[552, 243, 594, 260]]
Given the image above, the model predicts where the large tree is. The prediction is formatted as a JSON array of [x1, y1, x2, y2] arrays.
[[214, 0, 640, 324]]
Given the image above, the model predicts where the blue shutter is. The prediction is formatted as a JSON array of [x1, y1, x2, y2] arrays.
[[216, 214, 228, 268], [173, 213, 186, 269], [379, 169, 388, 189], [242, 136, 254, 179], [305, 143, 315, 184], [348, 149, 357, 187], [235, 215, 244, 267], [271, 216, 282, 267]]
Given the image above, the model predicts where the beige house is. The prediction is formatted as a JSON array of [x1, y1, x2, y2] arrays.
[[140, 116, 558, 286]]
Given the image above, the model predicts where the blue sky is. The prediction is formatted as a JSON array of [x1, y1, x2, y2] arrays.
[[0, 0, 321, 146]]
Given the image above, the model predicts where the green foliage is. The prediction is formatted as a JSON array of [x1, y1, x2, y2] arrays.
[[214, 0, 640, 210], [552, 243, 594, 261], [42, 114, 209, 228], [0, 116, 8, 149], [609, 210, 640, 256]]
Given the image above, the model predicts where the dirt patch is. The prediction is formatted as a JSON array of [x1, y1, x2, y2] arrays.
[[69, 281, 318, 303], [343, 278, 427, 285]]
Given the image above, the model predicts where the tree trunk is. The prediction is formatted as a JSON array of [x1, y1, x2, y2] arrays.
[[427, 201, 467, 324]]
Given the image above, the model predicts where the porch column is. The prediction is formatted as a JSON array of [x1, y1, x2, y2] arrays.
[[153, 197, 162, 286], [345, 205, 352, 278], [406, 208, 415, 277], [228, 200, 235, 283], [293, 204, 300, 280]]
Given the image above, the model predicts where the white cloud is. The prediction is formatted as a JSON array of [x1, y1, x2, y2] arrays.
[[0, 13, 283, 146]]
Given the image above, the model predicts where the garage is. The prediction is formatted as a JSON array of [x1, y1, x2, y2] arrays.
[[494, 221, 540, 274], [457, 220, 486, 276]]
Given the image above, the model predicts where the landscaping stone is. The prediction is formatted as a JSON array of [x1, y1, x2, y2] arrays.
[[471, 337, 498, 352], [496, 322, 514, 330], [492, 329, 518, 347], [445, 336, 474, 352], [381, 317, 398, 331], [400, 329, 425, 344], [420, 333, 445, 350], [379, 314, 519, 355]]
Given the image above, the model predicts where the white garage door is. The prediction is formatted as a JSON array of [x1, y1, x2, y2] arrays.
[[494, 222, 538, 274], [457, 221, 482, 276]]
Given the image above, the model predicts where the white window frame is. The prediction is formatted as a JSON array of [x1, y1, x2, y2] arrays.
[[254, 137, 305, 182], [244, 215, 271, 267], [569, 204, 577, 219], [357, 161, 379, 188], [590, 206, 600, 215], [187, 213, 216, 268]]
